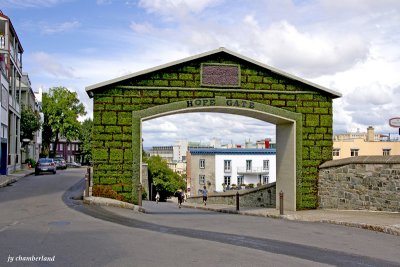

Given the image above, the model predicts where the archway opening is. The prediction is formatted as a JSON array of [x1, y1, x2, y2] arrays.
[[134, 99, 300, 211], [142, 112, 276, 198]]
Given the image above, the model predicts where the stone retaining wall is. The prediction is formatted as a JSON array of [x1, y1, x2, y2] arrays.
[[318, 156, 400, 212], [187, 182, 276, 208]]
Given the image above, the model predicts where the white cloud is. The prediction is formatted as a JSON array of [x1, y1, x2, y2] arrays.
[[96, 0, 112, 5], [1, 0, 63, 8], [29, 52, 77, 79], [142, 113, 276, 147], [130, 22, 154, 34], [240, 20, 369, 77], [41, 20, 81, 34], [138, 0, 222, 17]]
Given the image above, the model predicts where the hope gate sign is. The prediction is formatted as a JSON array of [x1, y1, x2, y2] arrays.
[[186, 98, 255, 109]]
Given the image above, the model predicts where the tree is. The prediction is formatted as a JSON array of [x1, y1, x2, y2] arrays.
[[79, 119, 93, 165], [144, 155, 186, 200], [20, 106, 41, 141], [42, 87, 86, 157]]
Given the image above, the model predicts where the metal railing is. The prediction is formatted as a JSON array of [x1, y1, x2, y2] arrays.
[[237, 166, 269, 174]]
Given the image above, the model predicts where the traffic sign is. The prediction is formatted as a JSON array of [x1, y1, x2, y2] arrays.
[[389, 118, 400, 135], [389, 118, 400, 127]]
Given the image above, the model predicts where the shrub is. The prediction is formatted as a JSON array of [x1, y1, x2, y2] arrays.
[[92, 185, 127, 202]]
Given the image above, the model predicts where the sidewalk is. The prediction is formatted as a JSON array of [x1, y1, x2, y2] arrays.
[[179, 201, 400, 236], [0, 168, 34, 188]]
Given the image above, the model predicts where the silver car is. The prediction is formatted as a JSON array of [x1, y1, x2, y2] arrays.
[[35, 158, 57, 175]]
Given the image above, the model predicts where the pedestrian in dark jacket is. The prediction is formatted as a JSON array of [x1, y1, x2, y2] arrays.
[[176, 189, 183, 208]]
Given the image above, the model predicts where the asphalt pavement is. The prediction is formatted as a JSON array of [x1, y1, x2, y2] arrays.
[[2, 168, 400, 236]]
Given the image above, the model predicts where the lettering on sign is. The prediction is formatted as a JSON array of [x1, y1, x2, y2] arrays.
[[389, 118, 400, 128], [186, 99, 255, 109]]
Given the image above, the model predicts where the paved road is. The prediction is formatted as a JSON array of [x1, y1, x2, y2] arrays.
[[1, 169, 399, 267]]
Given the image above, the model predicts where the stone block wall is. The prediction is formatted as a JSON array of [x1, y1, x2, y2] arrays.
[[186, 183, 276, 208], [319, 156, 400, 212], [91, 52, 335, 208]]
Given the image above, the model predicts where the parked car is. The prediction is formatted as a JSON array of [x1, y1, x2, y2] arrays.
[[35, 158, 57, 175], [67, 162, 81, 168], [54, 158, 67, 169]]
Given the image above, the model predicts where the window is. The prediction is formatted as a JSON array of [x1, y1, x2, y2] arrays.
[[332, 149, 340, 157], [224, 176, 231, 186], [199, 175, 205, 185], [263, 160, 269, 170], [237, 176, 244, 185], [350, 149, 359, 157], [262, 175, 269, 184], [246, 160, 252, 171], [224, 160, 231, 172], [383, 149, 391, 156], [199, 159, 205, 169]]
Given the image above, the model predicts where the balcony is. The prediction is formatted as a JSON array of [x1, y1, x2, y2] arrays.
[[237, 166, 269, 174], [0, 35, 5, 49]]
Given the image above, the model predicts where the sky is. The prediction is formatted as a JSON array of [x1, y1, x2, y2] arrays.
[[2, 0, 400, 147]]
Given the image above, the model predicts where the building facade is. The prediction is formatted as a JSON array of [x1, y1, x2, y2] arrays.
[[333, 126, 400, 159], [20, 73, 41, 164], [148, 146, 174, 162], [187, 148, 276, 196], [0, 11, 23, 174], [49, 139, 83, 163]]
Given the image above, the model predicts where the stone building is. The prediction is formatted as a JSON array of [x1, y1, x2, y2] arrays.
[[86, 47, 341, 210]]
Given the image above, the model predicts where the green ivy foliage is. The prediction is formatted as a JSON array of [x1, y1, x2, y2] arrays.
[[144, 155, 186, 200]]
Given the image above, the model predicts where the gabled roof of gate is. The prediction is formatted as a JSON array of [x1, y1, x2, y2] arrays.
[[86, 47, 342, 98]]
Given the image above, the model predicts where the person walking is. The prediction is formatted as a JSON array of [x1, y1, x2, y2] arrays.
[[202, 186, 208, 206], [155, 192, 160, 204], [176, 189, 183, 208]]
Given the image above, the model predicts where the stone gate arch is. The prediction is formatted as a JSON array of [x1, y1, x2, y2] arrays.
[[134, 97, 301, 210], [86, 47, 341, 210]]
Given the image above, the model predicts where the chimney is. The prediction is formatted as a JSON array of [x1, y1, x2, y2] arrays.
[[265, 139, 270, 149], [367, 126, 375, 142]]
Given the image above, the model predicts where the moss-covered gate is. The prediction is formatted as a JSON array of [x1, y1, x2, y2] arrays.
[[86, 47, 341, 210]]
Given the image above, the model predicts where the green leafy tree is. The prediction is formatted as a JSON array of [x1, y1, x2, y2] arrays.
[[42, 87, 86, 157], [20, 106, 41, 140], [79, 119, 93, 164], [144, 155, 186, 200]]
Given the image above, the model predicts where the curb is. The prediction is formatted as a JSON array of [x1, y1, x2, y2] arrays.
[[83, 196, 146, 213], [80, 197, 400, 237], [0, 171, 34, 188], [182, 204, 400, 236], [0, 177, 17, 188], [319, 219, 400, 236]]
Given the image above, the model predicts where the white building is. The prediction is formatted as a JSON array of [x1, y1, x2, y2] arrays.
[[0, 11, 24, 174], [173, 139, 188, 162], [187, 148, 276, 196]]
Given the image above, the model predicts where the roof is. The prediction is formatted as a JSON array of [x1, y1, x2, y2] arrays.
[[86, 47, 342, 98], [189, 148, 276, 155], [0, 11, 24, 53]]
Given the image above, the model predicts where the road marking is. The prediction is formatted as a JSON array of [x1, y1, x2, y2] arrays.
[[0, 221, 19, 232]]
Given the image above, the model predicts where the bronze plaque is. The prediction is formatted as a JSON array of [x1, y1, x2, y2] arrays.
[[201, 63, 240, 87]]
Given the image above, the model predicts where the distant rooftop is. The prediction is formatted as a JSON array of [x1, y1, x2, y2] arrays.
[[189, 148, 276, 155]]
